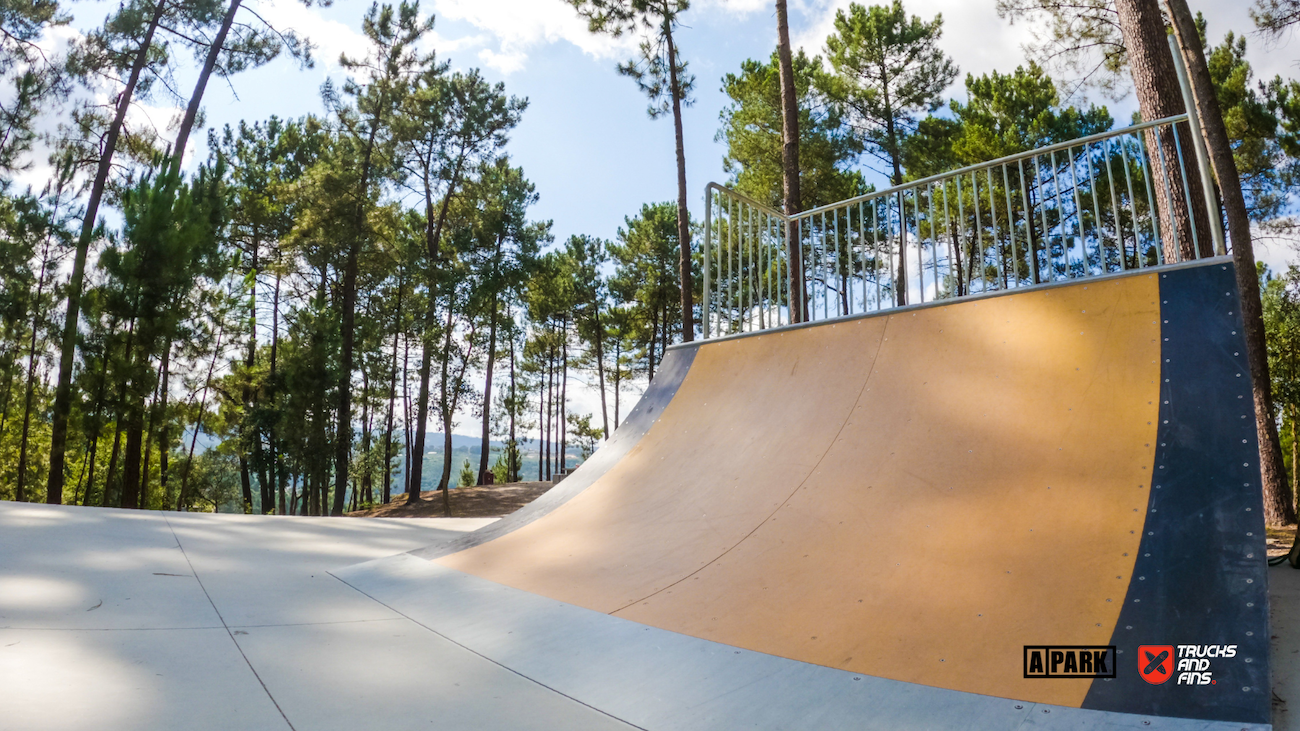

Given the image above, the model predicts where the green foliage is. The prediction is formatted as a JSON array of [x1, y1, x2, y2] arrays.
[[903, 63, 1113, 177], [995, 0, 1125, 100], [609, 203, 685, 376], [718, 49, 866, 211], [568, 0, 694, 120], [457, 457, 475, 487], [822, 0, 959, 182], [566, 413, 602, 461]]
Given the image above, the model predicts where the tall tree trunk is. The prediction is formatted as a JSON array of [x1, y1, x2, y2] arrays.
[[477, 295, 498, 485], [409, 308, 434, 503], [1159, 0, 1297, 533], [648, 308, 658, 382], [594, 307, 609, 439], [544, 342, 553, 481], [383, 277, 402, 504], [104, 319, 138, 508], [1115, 0, 1212, 262], [270, 270, 284, 516], [613, 336, 622, 428], [663, 16, 694, 342], [171, 0, 241, 171], [48, 0, 168, 505], [359, 368, 373, 506], [102, 420, 123, 508], [775, 0, 805, 323], [156, 343, 171, 509], [560, 318, 569, 472], [15, 230, 55, 502], [178, 325, 224, 511], [508, 335, 517, 482], [537, 358, 545, 481]]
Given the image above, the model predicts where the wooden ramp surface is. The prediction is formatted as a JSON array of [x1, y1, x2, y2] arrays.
[[433, 259, 1269, 727]]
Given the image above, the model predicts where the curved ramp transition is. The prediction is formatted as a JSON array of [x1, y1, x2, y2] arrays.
[[385, 259, 1268, 729]]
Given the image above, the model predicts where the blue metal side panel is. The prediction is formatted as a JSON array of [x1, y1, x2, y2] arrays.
[[1083, 261, 1270, 724]]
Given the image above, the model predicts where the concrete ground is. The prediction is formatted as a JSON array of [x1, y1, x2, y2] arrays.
[[3, 499, 1297, 730], [0, 501, 630, 731], [1273, 564, 1300, 730]]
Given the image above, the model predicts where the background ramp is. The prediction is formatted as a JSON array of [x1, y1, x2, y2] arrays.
[[433, 259, 1268, 727]]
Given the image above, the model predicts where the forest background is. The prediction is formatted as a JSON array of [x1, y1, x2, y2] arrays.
[[6, 0, 1300, 516]]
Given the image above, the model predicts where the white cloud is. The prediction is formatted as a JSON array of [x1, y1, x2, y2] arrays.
[[430, 0, 637, 73], [478, 47, 529, 74], [249, 0, 368, 69], [790, 0, 1036, 97]]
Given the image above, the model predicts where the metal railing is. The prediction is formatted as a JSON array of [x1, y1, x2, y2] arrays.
[[701, 113, 1227, 339]]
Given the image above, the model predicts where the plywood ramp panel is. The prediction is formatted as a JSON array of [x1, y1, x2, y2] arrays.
[[438, 316, 889, 613], [440, 274, 1160, 707]]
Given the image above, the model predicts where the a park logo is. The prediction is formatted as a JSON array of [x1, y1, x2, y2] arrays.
[[1023, 646, 1116, 678], [1139, 645, 1175, 684]]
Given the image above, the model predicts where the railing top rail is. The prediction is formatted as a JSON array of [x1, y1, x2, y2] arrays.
[[703, 182, 786, 219], [779, 113, 1191, 221]]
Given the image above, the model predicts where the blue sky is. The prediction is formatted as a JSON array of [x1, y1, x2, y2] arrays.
[[35, 0, 1300, 434], [163, 0, 1293, 265]]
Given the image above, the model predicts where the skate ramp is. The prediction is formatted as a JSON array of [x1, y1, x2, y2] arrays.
[[418, 258, 1269, 727]]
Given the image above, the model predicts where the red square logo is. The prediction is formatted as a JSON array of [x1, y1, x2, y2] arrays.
[[1138, 645, 1175, 684]]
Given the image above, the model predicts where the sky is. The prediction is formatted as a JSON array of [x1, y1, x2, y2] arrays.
[[28, 0, 1300, 440]]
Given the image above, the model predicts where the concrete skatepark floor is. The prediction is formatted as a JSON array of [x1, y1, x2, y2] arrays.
[[4, 498, 1300, 729], [0, 501, 635, 731]]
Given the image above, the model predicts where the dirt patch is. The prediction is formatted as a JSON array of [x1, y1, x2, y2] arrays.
[[1269, 524, 1297, 559], [347, 481, 555, 519]]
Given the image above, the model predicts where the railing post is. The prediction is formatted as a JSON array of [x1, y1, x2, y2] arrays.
[[702, 184, 712, 339], [1169, 34, 1226, 256]]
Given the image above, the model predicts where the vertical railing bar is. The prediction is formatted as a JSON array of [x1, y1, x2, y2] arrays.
[[956, 174, 967, 296], [883, 195, 894, 305], [1068, 145, 1087, 275], [1050, 150, 1068, 278], [833, 207, 842, 316], [1138, 131, 1164, 265], [873, 199, 882, 311], [1085, 142, 1103, 273], [942, 180, 954, 298], [1153, 130, 1176, 265], [1120, 136, 1145, 268], [912, 190, 925, 304], [1035, 154, 1051, 282], [987, 166, 1002, 290], [821, 210, 828, 321], [1002, 164, 1017, 287], [928, 182, 939, 298], [727, 195, 734, 332], [1170, 123, 1201, 259], [1018, 160, 1035, 285], [1103, 138, 1127, 272], [971, 171, 984, 292], [759, 211, 767, 330], [858, 201, 866, 314]]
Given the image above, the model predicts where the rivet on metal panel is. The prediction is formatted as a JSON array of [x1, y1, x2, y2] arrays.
[[1247, 579, 1254, 584], [1247, 631, 1254, 636], [1248, 532, 1254, 536]]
